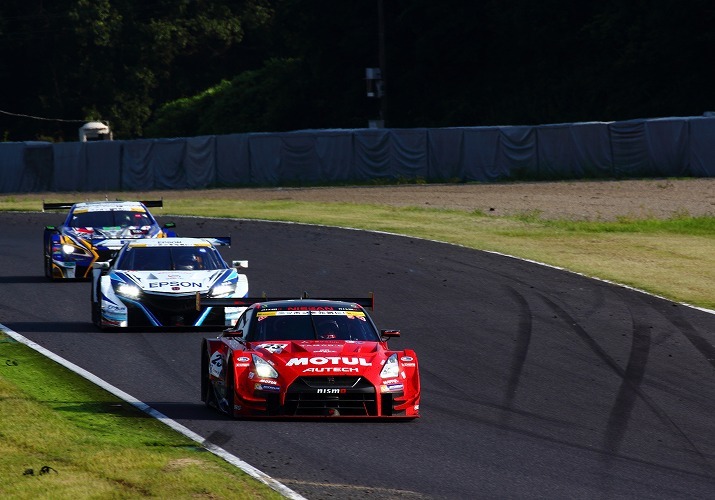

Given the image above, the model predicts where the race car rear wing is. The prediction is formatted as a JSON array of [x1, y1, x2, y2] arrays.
[[206, 237, 231, 247], [89, 235, 232, 249], [196, 292, 375, 311], [42, 199, 164, 211]]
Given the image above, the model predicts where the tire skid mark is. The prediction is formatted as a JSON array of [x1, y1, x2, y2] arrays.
[[651, 299, 715, 368], [603, 290, 652, 455], [502, 285, 532, 409], [541, 294, 715, 475]]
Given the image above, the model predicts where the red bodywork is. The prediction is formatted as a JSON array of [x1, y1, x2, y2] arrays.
[[200, 298, 420, 419]]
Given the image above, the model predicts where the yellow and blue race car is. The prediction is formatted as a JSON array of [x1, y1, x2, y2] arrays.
[[42, 200, 176, 280]]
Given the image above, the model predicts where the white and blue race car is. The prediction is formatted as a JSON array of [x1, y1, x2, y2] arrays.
[[43, 199, 177, 280], [90, 237, 248, 329]]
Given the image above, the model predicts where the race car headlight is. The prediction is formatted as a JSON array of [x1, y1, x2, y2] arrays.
[[252, 354, 278, 378], [209, 282, 236, 297], [380, 353, 400, 379], [116, 283, 141, 298], [58, 242, 91, 257]]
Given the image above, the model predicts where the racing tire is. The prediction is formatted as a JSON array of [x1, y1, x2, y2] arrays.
[[201, 347, 217, 409], [225, 355, 237, 419], [91, 298, 100, 328], [44, 252, 54, 280], [91, 285, 106, 331]]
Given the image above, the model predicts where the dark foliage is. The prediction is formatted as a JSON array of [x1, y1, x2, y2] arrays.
[[1, 0, 714, 141]]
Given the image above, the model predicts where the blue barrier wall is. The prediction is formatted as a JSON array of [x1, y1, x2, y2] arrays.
[[1, 116, 713, 193]]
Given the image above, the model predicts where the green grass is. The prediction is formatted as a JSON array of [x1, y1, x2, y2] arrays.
[[0, 186, 714, 497], [0, 333, 284, 499]]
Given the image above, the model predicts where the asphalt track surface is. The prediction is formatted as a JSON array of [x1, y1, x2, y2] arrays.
[[1, 212, 715, 499]]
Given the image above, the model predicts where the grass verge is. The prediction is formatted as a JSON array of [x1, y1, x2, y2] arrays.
[[0, 332, 284, 499], [4, 192, 712, 309]]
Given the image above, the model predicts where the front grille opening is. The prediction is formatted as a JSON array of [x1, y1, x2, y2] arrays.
[[284, 377, 377, 416], [380, 393, 406, 416], [125, 295, 226, 327]]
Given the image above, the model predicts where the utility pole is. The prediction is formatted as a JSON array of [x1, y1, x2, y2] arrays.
[[366, 0, 387, 128], [377, 0, 387, 127]]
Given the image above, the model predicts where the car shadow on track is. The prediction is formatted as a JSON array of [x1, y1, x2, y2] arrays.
[[0, 276, 56, 284], [3, 321, 97, 333], [145, 402, 231, 422]]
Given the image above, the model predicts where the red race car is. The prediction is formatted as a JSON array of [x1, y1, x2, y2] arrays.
[[198, 294, 420, 419]]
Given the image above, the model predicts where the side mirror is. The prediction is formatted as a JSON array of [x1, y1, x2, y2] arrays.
[[232, 260, 248, 269], [223, 328, 244, 338], [92, 261, 111, 270], [380, 329, 401, 341]]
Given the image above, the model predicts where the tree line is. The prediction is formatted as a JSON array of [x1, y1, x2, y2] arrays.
[[1, 0, 713, 142]]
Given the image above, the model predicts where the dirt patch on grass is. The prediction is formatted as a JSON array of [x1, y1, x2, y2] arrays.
[[143, 178, 715, 221]]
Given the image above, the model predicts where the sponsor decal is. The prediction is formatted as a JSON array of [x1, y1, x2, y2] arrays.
[[303, 367, 359, 373], [286, 306, 335, 311], [209, 351, 224, 378], [254, 383, 281, 392], [257, 310, 365, 318], [105, 303, 125, 313], [402, 363, 416, 368], [148, 281, 203, 289], [286, 357, 372, 367], [258, 379, 278, 385], [381, 383, 404, 393], [316, 388, 347, 394], [236, 356, 250, 362], [401, 356, 414, 362], [256, 343, 287, 353]]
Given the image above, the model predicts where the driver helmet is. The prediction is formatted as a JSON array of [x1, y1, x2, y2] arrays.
[[318, 319, 340, 339], [175, 252, 199, 270]]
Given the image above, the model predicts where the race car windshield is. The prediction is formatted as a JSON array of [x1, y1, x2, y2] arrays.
[[70, 210, 153, 228], [248, 312, 381, 342], [116, 247, 225, 271]]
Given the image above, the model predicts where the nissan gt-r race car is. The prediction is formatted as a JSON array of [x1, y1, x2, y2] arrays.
[[43, 199, 177, 280], [198, 295, 420, 419], [90, 237, 248, 329]]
